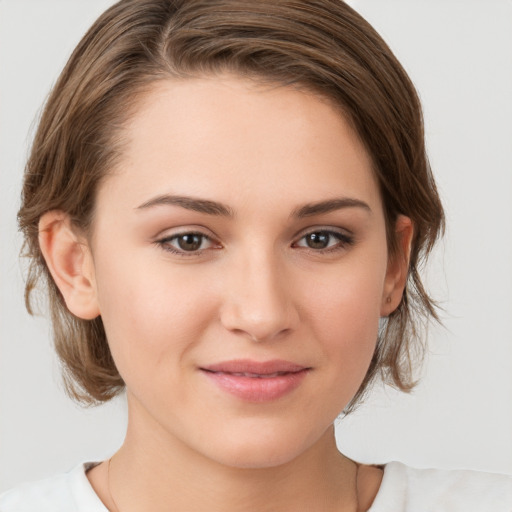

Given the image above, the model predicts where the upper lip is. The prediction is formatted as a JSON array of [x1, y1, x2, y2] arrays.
[[201, 359, 310, 376]]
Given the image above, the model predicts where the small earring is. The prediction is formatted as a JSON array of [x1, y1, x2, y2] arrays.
[[386, 296, 392, 303]]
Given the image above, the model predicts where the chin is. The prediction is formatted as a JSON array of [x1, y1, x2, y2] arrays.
[[200, 424, 328, 470], [213, 446, 303, 470]]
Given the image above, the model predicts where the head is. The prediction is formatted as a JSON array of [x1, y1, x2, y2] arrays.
[[19, 0, 444, 418]]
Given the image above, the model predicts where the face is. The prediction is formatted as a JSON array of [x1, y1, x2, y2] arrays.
[[84, 76, 405, 468]]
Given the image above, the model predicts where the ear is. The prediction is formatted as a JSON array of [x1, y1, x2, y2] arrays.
[[38, 211, 100, 320], [380, 215, 414, 317]]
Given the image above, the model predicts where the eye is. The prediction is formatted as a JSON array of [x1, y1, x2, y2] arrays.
[[294, 230, 353, 251], [156, 232, 218, 255]]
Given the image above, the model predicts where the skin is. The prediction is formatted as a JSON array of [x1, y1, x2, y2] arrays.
[[40, 75, 412, 511]]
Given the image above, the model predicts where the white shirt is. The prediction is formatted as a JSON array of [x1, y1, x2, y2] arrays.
[[1, 461, 511, 511]]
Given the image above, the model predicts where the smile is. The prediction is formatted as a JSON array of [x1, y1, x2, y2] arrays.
[[215, 371, 290, 378], [200, 360, 311, 402]]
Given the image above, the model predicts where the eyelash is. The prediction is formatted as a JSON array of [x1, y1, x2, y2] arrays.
[[155, 229, 354, 256], [292, 229, 354, 253], [155, 232, 218, 257]]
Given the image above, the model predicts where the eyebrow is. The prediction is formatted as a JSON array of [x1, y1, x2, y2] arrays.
[[136, 195, 234, 217], [292, 198, 372, 218], [135, 194, 371, 218]]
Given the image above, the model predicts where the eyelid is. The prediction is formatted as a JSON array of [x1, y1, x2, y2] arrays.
[[152, 223, 217, 240], [293, 225, 354, 241]]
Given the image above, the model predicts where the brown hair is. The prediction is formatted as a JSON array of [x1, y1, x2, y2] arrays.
[[18, 0, 444, 410]]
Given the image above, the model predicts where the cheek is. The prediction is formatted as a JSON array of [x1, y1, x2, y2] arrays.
[[305, 255, 386, 377], [92, 251, 217, 379]]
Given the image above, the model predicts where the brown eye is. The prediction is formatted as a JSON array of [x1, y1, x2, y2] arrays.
[[304, 232, 331, 249], [157, 232, 217, 255], [176, 234, 203, 251], [294, 230, 354, 252]]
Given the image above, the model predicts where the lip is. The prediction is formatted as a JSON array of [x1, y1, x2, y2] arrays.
[[200, 359, 311, 402]]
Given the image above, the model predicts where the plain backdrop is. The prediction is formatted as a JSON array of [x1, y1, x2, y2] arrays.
[[1, 0, 511, 492]]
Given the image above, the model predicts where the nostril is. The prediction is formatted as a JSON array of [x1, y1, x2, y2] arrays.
[[226, 324, 294, 343]]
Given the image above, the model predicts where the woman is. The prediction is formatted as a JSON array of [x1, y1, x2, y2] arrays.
[[1, 0, 510, 510]]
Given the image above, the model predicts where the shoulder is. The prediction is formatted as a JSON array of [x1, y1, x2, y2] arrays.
[[0, 463, 107, 512], [369, 461, 512, 512]]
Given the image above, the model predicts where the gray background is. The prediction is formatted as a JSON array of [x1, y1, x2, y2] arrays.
[[1, 0, 511, 491]]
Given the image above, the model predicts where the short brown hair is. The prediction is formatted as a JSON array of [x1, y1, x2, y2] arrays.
[[18, 0, 444, 410]]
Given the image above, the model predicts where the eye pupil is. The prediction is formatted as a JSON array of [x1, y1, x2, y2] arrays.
[[177, 234, 202, 251], [306, 232, 329, 249]]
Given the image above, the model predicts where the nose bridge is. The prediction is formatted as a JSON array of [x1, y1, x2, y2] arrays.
[[220, 243, 297, 341]]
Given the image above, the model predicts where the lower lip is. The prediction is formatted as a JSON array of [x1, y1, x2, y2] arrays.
[[201, 369, 309, 402]]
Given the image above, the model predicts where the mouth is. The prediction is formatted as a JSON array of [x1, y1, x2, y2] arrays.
[[200, 359, 311, 402], [207, 371, 295, 378]]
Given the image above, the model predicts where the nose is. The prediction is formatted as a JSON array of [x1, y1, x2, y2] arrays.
[[219, 249, 299, 342]]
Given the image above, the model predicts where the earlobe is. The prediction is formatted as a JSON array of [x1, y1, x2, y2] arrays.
[[38, 211, 100, 320], [380, 215, 414, 317]]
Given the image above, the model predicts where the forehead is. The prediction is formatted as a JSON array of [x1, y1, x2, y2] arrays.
[[98, 75, 381, 215]]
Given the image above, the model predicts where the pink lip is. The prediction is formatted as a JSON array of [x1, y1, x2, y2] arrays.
[[200, 359, 311, 402]]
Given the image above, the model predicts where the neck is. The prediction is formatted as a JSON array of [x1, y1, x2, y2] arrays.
[[105, 409, 358, 512]]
